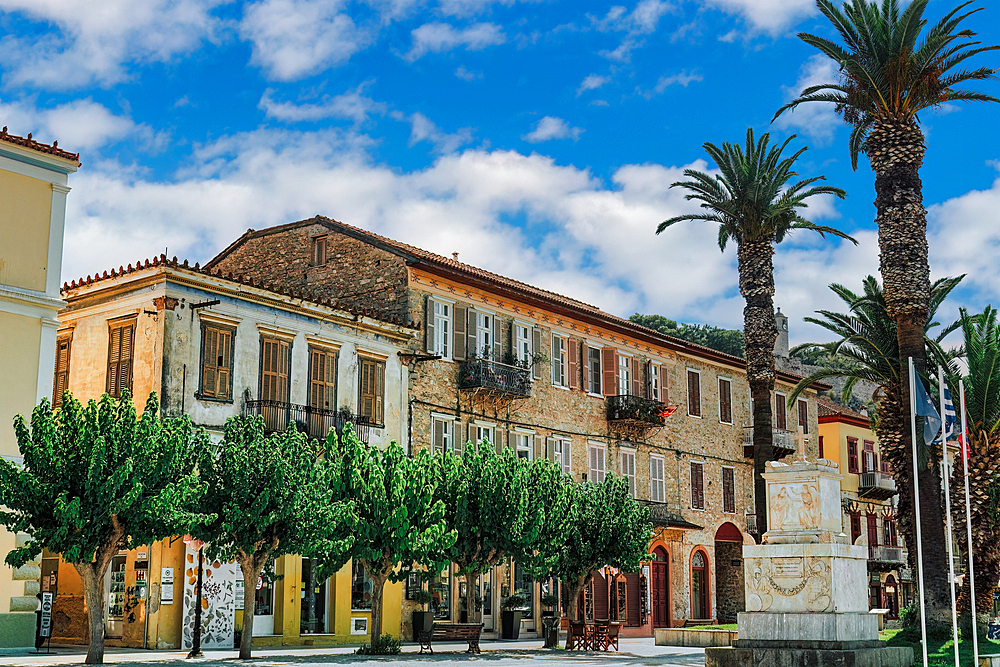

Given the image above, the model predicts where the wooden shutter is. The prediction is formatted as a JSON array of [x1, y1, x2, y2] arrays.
[[202, 326, 233, 400], [531, 328, 542, 379], [425, 297, 436, 353], [493, 316, 502, 361], [601, 347, 618, 397], [309, 348, 336, 410], [630, 357, 642, 397], [533, 435, 542, 460], [432, 418, 446, 454], [452, 420, 463, 457], [691, 462, 704, 509], [546, 437, 557, 463], [53, 337, 71, 406], [466, 309, 477, 359], [454, 304, 468, 360], [375, 361, 385, 424], [687, 370, 701, 417], [659, 365, 669, 403], [107, 321, 135, 397], [496, 430, 506, 454], [719, 378, 732, 423], [567, 338, 580, 390], [798, 399, 809, 434], [261, 337, 290, 402], [775, 394, 787, 430], [847, 437, 859, 473], [722, 468, 735, 513]]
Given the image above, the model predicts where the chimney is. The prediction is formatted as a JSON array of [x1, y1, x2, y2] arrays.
[[774, 307, 789, 358], [452, 252, 459, 261]]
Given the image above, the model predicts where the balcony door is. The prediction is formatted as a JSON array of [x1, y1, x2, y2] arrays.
[[308, 347, 337, 439], [651, 546, 670, 628], [260, 337, 290, 432]]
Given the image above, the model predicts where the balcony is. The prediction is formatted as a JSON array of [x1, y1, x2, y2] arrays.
[[458, 358, 531, 399], [606, 395, 666, 441], [641, 501, 704, 531], [243, 399, 371, 444], [742, 427, 796, 460], [858, 471, 898, 500], [868, 545, 907, 572]]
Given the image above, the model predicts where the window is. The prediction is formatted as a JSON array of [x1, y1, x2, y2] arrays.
[[620, 450, 636, 497], [261, 337, 290, 402], [797, 399, 809, 434], [514, 323, 532, 364], [53, 336, 71, 406], [552, 437, 571, 474], [847, 437, 860, 474], [718, 378, 732, 424], [106, 319, 135, 398], [551, 334, 567, 386], [359, 358, 385, 426], [311, 236, 327, 266], [587, 346, 602, 394], [883, 517, 898, 547], [618, 355, 630, 395], [651, 363, 661, 401], [432, 415, 456, 455], [474, 311, 493, 358], [867, 513, 879, 547], [200, 324, 234, 400], [690, 461, 705, 510], [818, 435, 825, 460], [687, 370, 701, 417], [775, 392, 787, 430], [431, 300, 452, 358], [309, 347, 337, 411], [722, 467, 736, 513], [650, 455, 665, 503], [589, 443, 606, 482], [863, 440, 877, 473], [351, 560, 373, 610], [849, 512, 862, 544], [515, 432, 534, 459], [470, 422, 494, 447]]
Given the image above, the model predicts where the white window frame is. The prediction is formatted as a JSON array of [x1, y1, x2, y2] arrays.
[[718, 376, 733, 425], [430, 413, 456, 454], [474, 310, 494, 359], [432, 300, 453, 359], [588, 442, 606, 483], [650, 362, 661, 401], [515, 430, 534, 460], [514, 322, 532, 365], [620, 449, 636, 498], [587, 345, 602, 396], [552, 437, 571, 475], [472, 421, 495, 447], [551, 333, 567, 387], [617, 353, 631, 396], [650, 454, 666, 503]]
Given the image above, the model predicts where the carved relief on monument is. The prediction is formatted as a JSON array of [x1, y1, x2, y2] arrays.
[[744, 555, 833, 613], [768, 483, 821, 531]]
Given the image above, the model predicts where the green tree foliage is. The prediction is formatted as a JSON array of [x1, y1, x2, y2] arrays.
[[192, 416, 354, 659], [541, 476, 651, 646], [325, 432, 455, 640], [630, 313, 745, 358], [0, 392, 207, 664], [436, 442, 573, 622]]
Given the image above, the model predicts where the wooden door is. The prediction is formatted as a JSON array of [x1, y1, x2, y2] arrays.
[[651, 547, 669, 627]]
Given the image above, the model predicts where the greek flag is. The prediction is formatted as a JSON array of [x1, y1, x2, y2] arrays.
[[939, 385, 958, 443], [913, 378, 941, 447]]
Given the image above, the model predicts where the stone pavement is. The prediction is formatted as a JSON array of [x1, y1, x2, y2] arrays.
[[0, 639, 706, 667]]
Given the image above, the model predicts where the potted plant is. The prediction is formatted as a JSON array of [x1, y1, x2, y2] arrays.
[[500, 593, 527, 640], [540, 593, 561, 648], [540, 593, 559, 617], [410, 589, 434, 641]]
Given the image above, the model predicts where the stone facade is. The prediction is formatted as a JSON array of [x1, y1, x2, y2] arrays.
[[209, 217, 828, 638]]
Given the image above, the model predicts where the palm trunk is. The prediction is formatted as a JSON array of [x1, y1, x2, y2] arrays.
[[75, 561, 111, 665], [738, 239, 777, 539], [867, 118, 948, 626]]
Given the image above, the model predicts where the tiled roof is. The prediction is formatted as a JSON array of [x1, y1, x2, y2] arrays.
[[0, 126, 80, 163], [61, 254, 416, 329], [817, 398, 869, 422]]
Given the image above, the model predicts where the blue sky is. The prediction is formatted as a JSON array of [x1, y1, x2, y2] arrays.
[[2, 0, 998, 346]]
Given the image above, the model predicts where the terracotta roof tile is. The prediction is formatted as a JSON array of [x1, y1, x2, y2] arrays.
[[0, 126, 80, 163], [817, 398, 869, 421]]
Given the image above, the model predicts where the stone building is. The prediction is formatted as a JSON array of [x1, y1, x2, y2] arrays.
[[818, 399, 911, 619], [0, 128, 79, 646], [208, 215, 829, 638], [47, 256, 416, 649]]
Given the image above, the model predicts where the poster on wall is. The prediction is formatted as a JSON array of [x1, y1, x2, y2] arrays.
[[181, 545, 237, 650]]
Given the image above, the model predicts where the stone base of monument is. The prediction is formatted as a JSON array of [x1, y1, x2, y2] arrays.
[[705, 644, 914, 667]]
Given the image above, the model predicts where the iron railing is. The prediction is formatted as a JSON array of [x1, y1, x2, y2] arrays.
[[868, 545, 906, 567], [742, 427, 796, 459], [457, 358, 531, 398], [745, 512, 759, 535], [858, 472, 898, 500], [243, 399, 371, 444], [606, 395, 666, 426]]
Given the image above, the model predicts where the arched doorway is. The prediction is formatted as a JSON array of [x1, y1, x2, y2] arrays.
[[714, 522, 745, 623], [884, 575, 899, 620], [691, 549, 711, 621], [651, 546, 670, 628]]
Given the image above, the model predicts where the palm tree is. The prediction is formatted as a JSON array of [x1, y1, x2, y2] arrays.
[[947, 307, 1000, 633], [788, 276, 962, 595], [774, 0, 997, 624], [657, 128, 853, 536]]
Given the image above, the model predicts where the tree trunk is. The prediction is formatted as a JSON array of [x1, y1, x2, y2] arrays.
[[465, 569, 480, 624], [236, 555, 264, 660], [75, 562, 109, 665], [369, 570, 388, 642], [737, 239, 777, 540], [564, 573, 588, 648]]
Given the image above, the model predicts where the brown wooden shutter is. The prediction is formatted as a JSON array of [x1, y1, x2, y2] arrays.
[[719, 378, 732, 423], [375, 361, 385, 424], [107, 321, 135, 397], [567, 338, 580, 390], [454, 304, 468, 360], [798, 399, 809, 434], [691, 462, 704, 509], [659, 365, 669, 403], [531, 328, 542, 380], [630, 357, 642, 397], [775, 394, 787, 430], [602, 347, 618, 397], [425, 297, 436, 353], [53, 337, 71, 406], [687, 370, 701, 417], [722, 468, 735, 513], [262, 337, 290, 402]]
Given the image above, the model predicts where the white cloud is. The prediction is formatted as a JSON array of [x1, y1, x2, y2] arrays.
[[773, 54, 843, 145], [0, 97, 155, 151], [259, 84, 387, 124], [0, 0, 225, 89], [436, 0, 540, 18], [391, 111, 475, 153], [240, 0, 375, 81], [704, 0, 816, 35], [638, 69, 703, 97], [592, 0, 674, 62], [522, 116, 584, 143], [455, 66, 481, 81], [405, 21, 506, 61], [577, 74, 610, 96]]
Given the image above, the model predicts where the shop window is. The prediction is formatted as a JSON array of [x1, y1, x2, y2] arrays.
[[514, 562, 534, 619], [431, 569, 451, 620], [351, 560, 373, 610]]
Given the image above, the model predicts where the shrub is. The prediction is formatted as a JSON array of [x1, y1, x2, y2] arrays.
[[355, 633, 402, 655]]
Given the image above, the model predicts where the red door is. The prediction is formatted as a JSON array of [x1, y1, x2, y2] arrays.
[[651, 547, 670, 627]]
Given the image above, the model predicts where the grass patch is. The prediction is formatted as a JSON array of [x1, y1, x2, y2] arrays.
[[685, 624, 737, 631], [882, 627, 1000, 666]]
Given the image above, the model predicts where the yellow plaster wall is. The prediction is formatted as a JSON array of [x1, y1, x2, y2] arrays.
[[819, 421, 843, 471], [0, 310, 41, 459], [820, 420, 878, 494], [0, 528, 18, 621], [0, 169, 51, 292]]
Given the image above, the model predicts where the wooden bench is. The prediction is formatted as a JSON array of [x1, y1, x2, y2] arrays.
[[417, 622, 484, 654]]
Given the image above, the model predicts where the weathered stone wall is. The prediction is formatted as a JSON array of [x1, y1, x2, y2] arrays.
[[714, 540, 745, 622]]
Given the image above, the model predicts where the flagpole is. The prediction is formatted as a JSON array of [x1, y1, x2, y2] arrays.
[[909, 357, 929, 667], [960, 379, 979, 666], [938, 369, 959, 667]]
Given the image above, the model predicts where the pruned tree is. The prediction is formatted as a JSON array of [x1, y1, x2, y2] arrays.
[[192, 416, 354, 659], [0, 392, 207, 664], [325, 432, 455, 641]]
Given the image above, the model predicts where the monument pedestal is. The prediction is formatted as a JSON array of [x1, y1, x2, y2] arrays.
[[705, 455, 912, 667]]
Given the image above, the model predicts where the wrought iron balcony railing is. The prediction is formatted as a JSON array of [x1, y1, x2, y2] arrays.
[[745, 511, 759, 535], [868, 545, 907, 571], [858, 471, 898, 500], [457, 358, 531, 398], [606, 395, 666, 426], [742, 427, 796, 460], [243, 399, 370, 444]]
